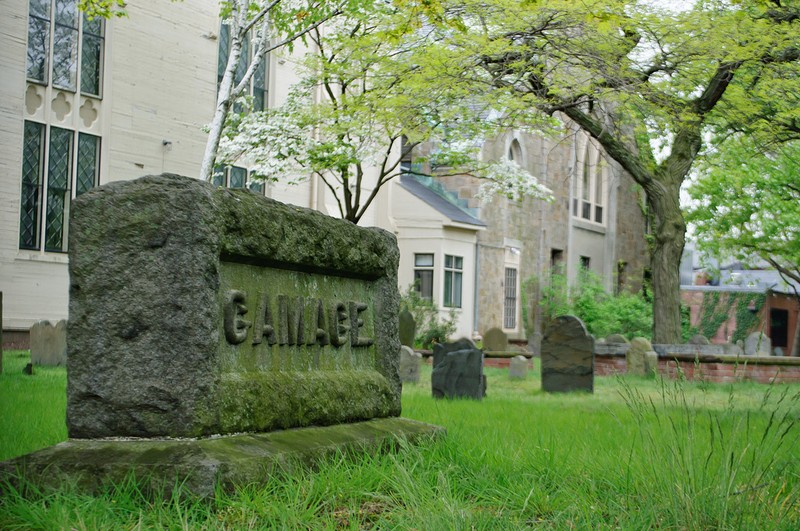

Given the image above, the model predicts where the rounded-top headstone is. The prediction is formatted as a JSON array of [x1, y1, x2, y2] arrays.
[[627, 337, 652, 376], [606, 334, 629, 344], [688, 334, 710, 345], [399, 310, 416, 348], [483, 327, 508, 352], [745, 331, 771, 356]]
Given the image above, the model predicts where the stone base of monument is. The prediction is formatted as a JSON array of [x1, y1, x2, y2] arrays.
[[0, 418, 443, 499]]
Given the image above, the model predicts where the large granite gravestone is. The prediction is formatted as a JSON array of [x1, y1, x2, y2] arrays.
[[1, 174, 442, 496], [431, 338, 486, 399], [541, 316, 594, 393], [745, 332, 771, 356], [509, 355, 528, 380], [30, 319, 67, 366], [482, 327, 508, 352], [399, 310, 416, 348], [399, 345, 421, 384], [627, 337, 652, 376]]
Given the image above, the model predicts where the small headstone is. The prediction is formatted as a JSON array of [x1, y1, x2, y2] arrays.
[[722, 342, 744, 356], [509, 355, 528, 380], [644, 351, 658, 376], [30, 320, 67, 366], [773, 347, 784, 357], [432, 338, 486, 399], [606, 334, 629, 344], [482, 327, 508, 352], [541, 316, 594, 393], [689, 334, 710, 345], [399, 345, 422, 383], [399, 310, 416, 348], [627, 337, 652, 376], [23, 363, 34, 375], [745, 332, 771, 356]]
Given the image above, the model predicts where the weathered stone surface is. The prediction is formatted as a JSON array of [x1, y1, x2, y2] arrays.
[[432, 339, 486, 399], [722, 342, 744, 356], [689, 334, 710, 345], [606, 334, 629, 344], [482, 327, 508, 352], [652, 344, 725, 356], [541, 316, 594, 393], [30, 320, 67, 366], [774, 347, 784, 357], [67, 174, 402, 438], [509, 355, 528, 380], [644, 351, 658, 376], [0, 418, 444, 499], [399, 345, 421, 384], [399, 310, 416, 348], [627, 337, 652, 376], [745, 332, 771, 356]]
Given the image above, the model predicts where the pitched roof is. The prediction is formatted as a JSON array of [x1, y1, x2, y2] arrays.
[[398, 174, 486, 228]]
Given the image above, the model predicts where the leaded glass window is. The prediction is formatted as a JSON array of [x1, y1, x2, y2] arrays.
[[44, 127, 73, 251], [80, 15, 104, 96], [19, 123, 100, 252], [27, 0, 51, 82], [52, 0, 79, 90], [217, 21, 269, 110], [26, 0, 104, 96], [20, 122, 45, 250], [212, 165, 263, 193], [76, 133, 100, 195]]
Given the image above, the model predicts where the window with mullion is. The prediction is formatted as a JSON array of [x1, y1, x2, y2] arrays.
[[218, 21, 269, 112], [443, 254, 463, 308], [52, 0, 79, 91], [414, 253, 434, 301], [80, 14, 104, 96], [503, 267, 518, 329], [76, 133, 100, 195], [19, 121, 45, 249], [26, 0, 51, 83], [44, 127, 73, 251]]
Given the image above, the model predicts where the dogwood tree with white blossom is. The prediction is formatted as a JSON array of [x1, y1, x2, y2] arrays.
[[218, 2, 553, 223]]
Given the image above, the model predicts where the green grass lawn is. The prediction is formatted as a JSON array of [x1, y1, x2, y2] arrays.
[[2, 351, 799, 529]]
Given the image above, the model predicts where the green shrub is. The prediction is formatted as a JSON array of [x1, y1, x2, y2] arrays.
[[399, 285, 457, 349], [538, 270, 653, 339]]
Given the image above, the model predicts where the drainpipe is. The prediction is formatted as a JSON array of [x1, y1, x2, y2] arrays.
[[473, 241, 480, 338], [566, 125, 577, 290]]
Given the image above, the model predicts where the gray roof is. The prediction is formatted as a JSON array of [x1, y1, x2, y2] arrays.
[[398, 174, 486, 228]]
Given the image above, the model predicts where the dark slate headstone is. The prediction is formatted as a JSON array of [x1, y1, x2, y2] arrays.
[[399, 345, 421, 384], [67, 174, 404, 439], [482, 327, 508, 352], [399, 310, 416, 348], [541, 316, 594, 393], [30, 320, 67, 366], [432, 338, 486, 399]]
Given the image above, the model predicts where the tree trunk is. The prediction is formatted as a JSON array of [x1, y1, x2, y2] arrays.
[[648, 178, 686, 344]]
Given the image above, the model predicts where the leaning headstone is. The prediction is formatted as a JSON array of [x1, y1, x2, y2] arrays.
[[745, 332, 771, 356], [541, 316, 594, 393], [399, 310, 416, 348], [399, 345, 422, 383], [432, 338, 486, 399], [644, 351, 659, 376], [509, 355, 528, 380], [689, 334, 710, 345], [627, 337, 652, 376], [30, 320, 67, 366], [606, 334, 629, 344], [482, 327, 508, 352], [0, 174, 442, 497]]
